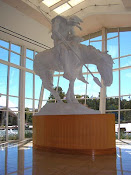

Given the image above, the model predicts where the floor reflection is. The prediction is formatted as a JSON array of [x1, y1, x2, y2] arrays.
[[0, 140, 131, 175]]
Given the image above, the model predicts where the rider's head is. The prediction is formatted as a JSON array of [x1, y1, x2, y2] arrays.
[[51, 15, 67, 24]]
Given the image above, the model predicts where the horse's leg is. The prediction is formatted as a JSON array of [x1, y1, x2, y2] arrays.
[[45, 85, 63, 103], [66, 79, 79, 103], [40, 69, 63, 103]]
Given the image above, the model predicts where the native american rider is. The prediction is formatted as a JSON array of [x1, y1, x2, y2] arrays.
[[51, 15, 88, 83]]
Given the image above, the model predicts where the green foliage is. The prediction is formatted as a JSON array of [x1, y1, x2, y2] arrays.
[[106, 98, 118, 110], [48, 86, 66, 103], [8, 134, 18, 140], [25, 131, 32, 138], [25, 108, 33, 124]]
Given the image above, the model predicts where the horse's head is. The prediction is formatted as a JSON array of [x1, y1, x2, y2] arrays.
[[97, 53, 113, 87], [67, 16, 83, 30]]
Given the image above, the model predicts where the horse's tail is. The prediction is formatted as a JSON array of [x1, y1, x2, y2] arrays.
[[33, 51, 54, 88]]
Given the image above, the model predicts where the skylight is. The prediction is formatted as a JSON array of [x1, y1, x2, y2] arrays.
[[42, 0, 61, 7], [53, 3, 71, 14], [68, 0, 84, 7], [42, 0, 85, 14]]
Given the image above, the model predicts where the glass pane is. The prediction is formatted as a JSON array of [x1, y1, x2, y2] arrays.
[[107, 32, 118, 39], [0, 48, 8, 61], [82, 64, 88, 72], [10, 52, 20, 65], [54, 71, 59, 75], [86, 98, 100, 110], [120, 111, 131, 139], [0, 95, 6, 109], [120, 31, 131, 57], [107, 71, 119, 97], [35, 75, 42, 99], [43, 89, 51, 101], [78, 98, 86, 105], [7, 146, 18, 173], [121, 69, 131, 96], [11, 44, 21, 54], [90, 41, 102, 51], [53, 76, 59, 88], [26, 58, 33, 70], [0, 40, 9, 49], [8, 96, 18, 112], [74, 79, 86, 96], [25, 108, 33, 126], [86, 74, 101, 98], [120, 56, 131, 68], [81, 40, 89, 46], [107, 37, 118, 58], [0, 64, 8, 94], [26, 49, 34, 59], [121, 96, 131, 109], [58, 76, 69, 94], [8, 112, 18, 140], [42, 100, 48, 107], [25, 99, 33, 110], [0, 110, 6, 142], [25, 72, 33, 98], [120, 111, 131, 123], [88, 64, 98, 72], [106, 98, 118, 110], [113, 59, 119, 69], [9, 67, 19, 96], [35, 100, 39, 112]]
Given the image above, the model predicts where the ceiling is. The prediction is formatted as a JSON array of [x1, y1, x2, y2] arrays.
[[2, 0, 131, 37]]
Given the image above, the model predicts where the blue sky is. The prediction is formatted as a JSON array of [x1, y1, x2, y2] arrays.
[[0, 31, 131, 109]]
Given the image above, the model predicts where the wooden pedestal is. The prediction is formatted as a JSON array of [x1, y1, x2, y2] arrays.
[[33, 114, 116, 155]]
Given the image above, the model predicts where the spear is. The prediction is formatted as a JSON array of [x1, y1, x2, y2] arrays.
[[55, 31, 102, 87]]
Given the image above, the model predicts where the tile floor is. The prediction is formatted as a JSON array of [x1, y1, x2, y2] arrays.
[[0, 140, 131, 175]]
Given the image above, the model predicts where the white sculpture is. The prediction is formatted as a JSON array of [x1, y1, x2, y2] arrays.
[[34, 15, 113, 114]]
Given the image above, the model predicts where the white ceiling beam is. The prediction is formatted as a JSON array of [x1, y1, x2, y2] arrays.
[[50, 0, 69, 11]]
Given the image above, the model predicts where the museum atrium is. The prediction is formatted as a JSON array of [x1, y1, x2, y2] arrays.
[[0, 0, 131, 174]]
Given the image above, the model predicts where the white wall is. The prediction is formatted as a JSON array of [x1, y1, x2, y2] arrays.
[[0, 1, 53, 51]]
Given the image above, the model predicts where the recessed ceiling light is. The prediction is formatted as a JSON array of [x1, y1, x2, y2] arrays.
[[53, 3, 71, 14], [68, 0, 84, 7], [42, 0, 61, 7]]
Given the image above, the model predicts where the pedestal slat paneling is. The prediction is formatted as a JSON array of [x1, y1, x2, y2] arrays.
[[33, 114, 116, 155]]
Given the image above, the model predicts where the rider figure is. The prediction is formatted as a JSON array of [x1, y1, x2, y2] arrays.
[[51, 15, 84, 80]]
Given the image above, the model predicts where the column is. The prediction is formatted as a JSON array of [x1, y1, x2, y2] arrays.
[[18, 46, 26, 141], [99, 28, 107, 114]]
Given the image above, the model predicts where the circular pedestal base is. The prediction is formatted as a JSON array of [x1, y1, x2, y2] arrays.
[[33, 114, 116, 155]]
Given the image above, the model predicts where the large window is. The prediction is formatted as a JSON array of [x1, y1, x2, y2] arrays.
[[106, 28, 131, 139], [0, 27, 131, 142]]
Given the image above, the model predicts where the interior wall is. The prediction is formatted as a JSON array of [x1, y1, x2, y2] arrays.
[[0, 1, 53, 51]]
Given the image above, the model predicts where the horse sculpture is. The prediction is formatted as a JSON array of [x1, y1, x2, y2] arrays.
[[34, 44, 113, 103], [34, 15, 113, 104]]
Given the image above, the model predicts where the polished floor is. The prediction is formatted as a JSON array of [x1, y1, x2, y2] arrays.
[[0, 140, 131, 175]]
